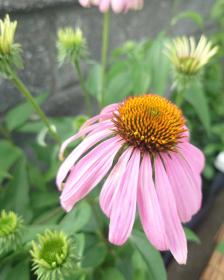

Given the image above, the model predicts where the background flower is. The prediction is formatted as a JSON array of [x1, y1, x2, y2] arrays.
[[79, 0, 144, 13]]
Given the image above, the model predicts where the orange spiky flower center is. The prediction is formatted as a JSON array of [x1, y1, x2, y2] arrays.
[[113, 95, 186, 153]]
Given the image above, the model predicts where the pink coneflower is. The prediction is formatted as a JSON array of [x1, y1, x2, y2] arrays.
[[57, 94, 204, 264], [79, 0, 144, 13]]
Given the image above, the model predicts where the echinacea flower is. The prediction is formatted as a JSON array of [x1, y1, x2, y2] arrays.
[[31, 230, 79, 280], [57, 94, 204, 264], [0, 210, 24, 255], [79, 0, 144, 13], [164, 35, 218, 76]]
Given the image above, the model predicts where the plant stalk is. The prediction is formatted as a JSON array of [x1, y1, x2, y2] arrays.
[[100, 11, 110, 108], [11, 74, 61, 145]]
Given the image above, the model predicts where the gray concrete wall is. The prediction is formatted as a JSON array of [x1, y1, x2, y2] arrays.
[[0, 0, 214, 116]]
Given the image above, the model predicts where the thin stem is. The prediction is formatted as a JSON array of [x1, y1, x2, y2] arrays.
[[74, 60, 91, 115], [100, 11, 110, 108], [10, 73, 61, 145]]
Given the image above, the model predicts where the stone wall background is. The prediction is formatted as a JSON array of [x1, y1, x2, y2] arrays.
[[0, 0, 214, 116]]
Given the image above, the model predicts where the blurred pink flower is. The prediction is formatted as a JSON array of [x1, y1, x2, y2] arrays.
[[57, 94, 204, 264], [79, 0, 144, 13]]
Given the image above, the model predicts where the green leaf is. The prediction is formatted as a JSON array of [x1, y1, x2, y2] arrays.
[[171, 11, 204, 29], [184, 227, 200, 244], [0, 140, 22, 183], [105, 68, 132, 104], [86, 63, 102, 102], [7, 156, 32, 221], [216, 242, 224, 254], [82, 234, 108, 268], [5, 93, 48, 131], [185, 81, 211, 135], [147, 34, 170, 95], [5, 261, 29, 280], [59, 200, 91, 233], [100, 268, 125, 280], [131, 229, 167, 280], [131, 62, 151, 94]]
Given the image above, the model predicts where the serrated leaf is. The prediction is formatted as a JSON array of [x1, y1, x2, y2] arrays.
[[171, 11, 204, 29], [185, 81, 211, 135], [184, 227, 200, 244], [131, 229, 167, 280]]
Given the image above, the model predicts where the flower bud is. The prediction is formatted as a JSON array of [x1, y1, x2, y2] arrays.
[[0, 14, 23, 77], [164, 35, 218, 88], [0, 210, 24, 255], [57, 27, 87, 65], [30, 230, 79, 280]]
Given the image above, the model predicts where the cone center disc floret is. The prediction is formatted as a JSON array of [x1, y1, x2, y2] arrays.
[[113, 95, 186, 153], [39, 236, 67, 267]]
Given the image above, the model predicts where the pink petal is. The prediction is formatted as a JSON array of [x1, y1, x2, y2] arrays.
[[80, 112, 112, 130], [109, 149, 140, 245], [111, 0, 126, 13], [99, 0, 111, 12], [100, 103, 119, 115], [154, 156, 187, 264], [99, 147, 133, 217], [178, 143, 205, 173], [162, 152, 201, 223], [56, 128, 113, 189], [138, 153, 167, 251], [60, 137, 123, 211]]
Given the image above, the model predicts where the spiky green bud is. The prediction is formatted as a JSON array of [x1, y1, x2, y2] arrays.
[[30, 230, 79, 280], [0, 210, 24, 255], [57, 27, 87, 65]]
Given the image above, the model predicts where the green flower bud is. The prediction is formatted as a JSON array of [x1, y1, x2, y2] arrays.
[[30, 230, 79, 280], [57, 27, 87, 65], [0, 14, 23, 77], [0, 210, 24, 255]]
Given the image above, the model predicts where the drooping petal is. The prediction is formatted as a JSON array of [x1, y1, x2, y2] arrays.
[[178, 142, 205, 173], [109, 149, 140, 245], [162, 152, 201, 223], [56, 128, 113, 189], [60, 137, 123, 211], [99, 147, 133, 217], [100, 103, 119, 115], [154, 156, 187, 264], [137, 153, 167, 250]]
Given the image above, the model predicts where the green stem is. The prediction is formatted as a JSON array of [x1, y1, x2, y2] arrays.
[[10, 73, 61, 145], [100, 11, 110, 108], [74, 60, 91, 115]]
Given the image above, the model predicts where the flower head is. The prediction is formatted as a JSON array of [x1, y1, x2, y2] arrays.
[[0, 210, 24, 255], [31, 230, 79, 280], [57, 27, 86, 64], [79, 0, 144, 13], [0, 14, 17, 55], [0, 14, 22, 77], [165, 35, 218, 76], [57, 94, 205, 264]]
